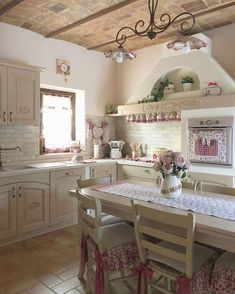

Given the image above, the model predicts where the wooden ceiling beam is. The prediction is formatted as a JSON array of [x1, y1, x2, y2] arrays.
[[45, 0, 138, 38], [88, 1, 235, 51], [0, 0, 24, 16]]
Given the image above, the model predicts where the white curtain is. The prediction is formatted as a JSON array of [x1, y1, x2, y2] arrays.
[[42, 94, 72, 149]]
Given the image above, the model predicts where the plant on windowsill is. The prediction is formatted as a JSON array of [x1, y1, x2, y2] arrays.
[[138, 79, 170, 103], [181, 76, 194, 92]]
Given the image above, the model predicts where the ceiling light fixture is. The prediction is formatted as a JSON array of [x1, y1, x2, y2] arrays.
[[104, 45, 136, 63], [104, 0, 195, 63], [167, 36, 207, 52]]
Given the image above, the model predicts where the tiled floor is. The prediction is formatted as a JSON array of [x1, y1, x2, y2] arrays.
[[0, 226, 137, 294]]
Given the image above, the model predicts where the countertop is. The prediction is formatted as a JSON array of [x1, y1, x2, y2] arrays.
[[0, 159, 117, 178]]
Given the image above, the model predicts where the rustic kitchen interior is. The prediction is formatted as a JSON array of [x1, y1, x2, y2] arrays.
[[0, 1, 235, 293]]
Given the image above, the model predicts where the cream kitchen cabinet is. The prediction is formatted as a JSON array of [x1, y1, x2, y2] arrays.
[[0, 184, 16, 240], [50, 168, 85, 225], [0, 60, 40, 126], [90, 163, 117, 182], [118, 164, 158, 182], [0, 181, 49, 241]]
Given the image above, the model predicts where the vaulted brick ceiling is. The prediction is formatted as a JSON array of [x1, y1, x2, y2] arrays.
[[0, 0, 234, 53]]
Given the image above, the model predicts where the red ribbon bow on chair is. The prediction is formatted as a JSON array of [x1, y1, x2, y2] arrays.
[[79, 235, 89, 278], [176, 276, 192, 294], [95, 247, 104, 294], [132, 262, 153, 294]]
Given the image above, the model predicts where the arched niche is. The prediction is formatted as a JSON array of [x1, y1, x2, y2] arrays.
[[150, 67, 200, 96]]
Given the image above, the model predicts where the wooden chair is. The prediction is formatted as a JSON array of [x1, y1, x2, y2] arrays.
[[78, 193, 138, 294], [181, 180, 198, 190], [198, 185, 235, 294], [77, 177, 125, 226], [131, 200, 217, 294], [197, 181, 226, 192]]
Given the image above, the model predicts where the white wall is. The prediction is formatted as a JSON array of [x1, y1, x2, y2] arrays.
[[0, 22, 117, 116], [116, 23, 235, 104]]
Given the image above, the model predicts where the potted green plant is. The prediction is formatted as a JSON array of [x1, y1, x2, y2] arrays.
[[181, 76, 194, 91]]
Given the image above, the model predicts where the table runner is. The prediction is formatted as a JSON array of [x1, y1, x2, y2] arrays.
[[94, 182, 235, 221]]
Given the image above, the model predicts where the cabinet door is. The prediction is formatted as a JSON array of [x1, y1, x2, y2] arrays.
[[0, 184, 16, 240], [91, 164, 116, 181], [50, 169, 85, 225], [17, 182, 49, 234], [0, 65, 7, 125], [7, 67, 40, 126]]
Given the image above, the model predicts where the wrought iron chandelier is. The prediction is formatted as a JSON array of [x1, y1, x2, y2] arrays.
[[105, 0, 196, 63]]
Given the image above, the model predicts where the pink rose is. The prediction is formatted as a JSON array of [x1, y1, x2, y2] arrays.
[[161, 164, 172, 175], [153, 160, 162, 172], [174, 155, 186, 167]]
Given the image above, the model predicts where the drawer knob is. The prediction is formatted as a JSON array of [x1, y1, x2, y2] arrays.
[[144, 169, 150, 174]]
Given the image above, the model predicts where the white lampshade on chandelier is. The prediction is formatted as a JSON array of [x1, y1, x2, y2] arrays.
[[167, 36, 207, 53], [104, 45, 136, 63], [104, 0, 196, 63]]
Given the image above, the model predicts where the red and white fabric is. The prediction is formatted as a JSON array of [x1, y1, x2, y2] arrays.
[[79, 222, 139, 294], [147, 241, 217, 294], [211, 251, 235, 294]]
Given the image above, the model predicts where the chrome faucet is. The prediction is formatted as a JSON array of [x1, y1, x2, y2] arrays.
[[0, 145, 22, 169]]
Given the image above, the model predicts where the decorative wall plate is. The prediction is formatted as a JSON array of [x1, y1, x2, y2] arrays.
[[203, 86, 222, 96]]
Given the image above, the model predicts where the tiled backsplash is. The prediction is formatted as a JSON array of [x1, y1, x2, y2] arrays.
[[0, 126, 39, 163], [0, 116, 181, 163], [0, 116, 116, 163], [115, 117, 181, 157]]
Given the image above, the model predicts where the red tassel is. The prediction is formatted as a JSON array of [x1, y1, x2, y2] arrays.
[[132, 262, 153, 294], [79, 235, 88, 278], [95, 247, 104, 294], [176, 276, 192, 294]]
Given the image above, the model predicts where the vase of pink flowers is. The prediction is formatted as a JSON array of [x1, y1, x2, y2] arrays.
[[153, 150, 189, 199]]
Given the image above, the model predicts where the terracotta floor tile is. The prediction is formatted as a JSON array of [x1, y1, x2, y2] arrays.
[[65, 290, 81, 294], [35, 272, 63, 288], [27, 283, 55, 294], [51, 277, 81, 294], [56, 266, 78, 281]]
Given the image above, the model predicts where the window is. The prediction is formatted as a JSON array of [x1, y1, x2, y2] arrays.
[[40, 88, 75, 154]]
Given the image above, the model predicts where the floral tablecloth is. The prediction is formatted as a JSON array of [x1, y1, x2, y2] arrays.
[[94, 182, 235, 221]]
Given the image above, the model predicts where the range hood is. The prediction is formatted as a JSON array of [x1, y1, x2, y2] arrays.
[[117, 34, 235, 115]]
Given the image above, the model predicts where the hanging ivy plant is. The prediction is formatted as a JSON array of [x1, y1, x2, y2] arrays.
[[138, 79, 170, 104]]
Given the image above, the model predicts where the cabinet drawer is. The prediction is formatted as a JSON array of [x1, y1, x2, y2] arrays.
[[51, 168, 85, 180], [90, 164, 116, 181], [121, 165, 156, 180]]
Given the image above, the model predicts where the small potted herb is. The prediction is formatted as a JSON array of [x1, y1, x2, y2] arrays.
[[181, 76, 194, 92]]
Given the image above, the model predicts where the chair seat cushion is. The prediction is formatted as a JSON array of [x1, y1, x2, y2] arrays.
[[102, 222, 136, 249], [100, 222, 139, 272], [215, 251, 235, 269], [212, 252, 235, 294], [148, 241, 216, 274], [101, 213, 123, 226]]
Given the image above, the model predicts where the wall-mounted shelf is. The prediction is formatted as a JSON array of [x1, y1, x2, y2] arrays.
[[117, 97, 202, 116]]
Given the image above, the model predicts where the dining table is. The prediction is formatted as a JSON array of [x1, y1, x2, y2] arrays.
[[69, 180, 235, 253]]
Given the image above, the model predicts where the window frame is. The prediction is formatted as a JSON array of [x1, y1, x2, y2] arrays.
[[40, 88, 76, 153]]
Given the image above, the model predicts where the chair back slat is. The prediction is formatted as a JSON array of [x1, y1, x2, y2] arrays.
[[199, 183, 235, 196], [197, 181, 226, 192], [77, 176, 111, 190], [141, 240, 187, 263], [78, 192, 104, 250], [132, 200, 195, 278], [139, 224, 187, 247], [136, 205, 193, 229]]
